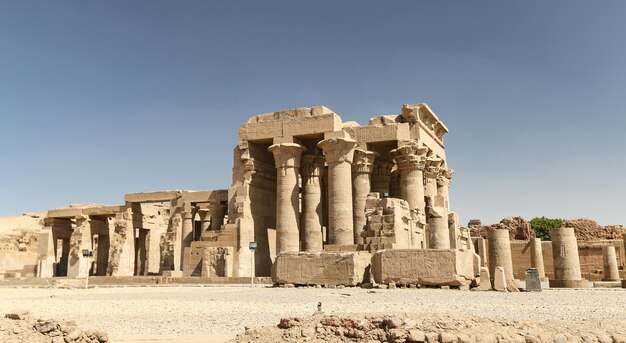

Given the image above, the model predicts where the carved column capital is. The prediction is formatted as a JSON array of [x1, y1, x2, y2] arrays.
[[268, 143, 306, 169], [352, 149, 378, 174], [437, 168, 454, 187], [424, 155, 444, 179], [317, 137, 357, 166], [390, 141, 428, 171]]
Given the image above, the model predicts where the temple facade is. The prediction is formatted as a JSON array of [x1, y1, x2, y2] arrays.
[[34, 103, 470, 280]]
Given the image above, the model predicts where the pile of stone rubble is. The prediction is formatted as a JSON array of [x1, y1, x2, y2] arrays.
[[1, 311, 108, 343], [230, 313, 626, 343]]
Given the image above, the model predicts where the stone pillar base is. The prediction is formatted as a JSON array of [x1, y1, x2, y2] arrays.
[[621, 279, 626, 289], [549, 279, 589, 288]]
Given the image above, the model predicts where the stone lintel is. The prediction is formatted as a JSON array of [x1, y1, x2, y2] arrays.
[[47, 208, 85, 219], [124, 190, 183, 203], [182, 190, 228, 204], [240, 113, 342, 142], [82, 205, 124, 217], [347, 123, 411, 144]]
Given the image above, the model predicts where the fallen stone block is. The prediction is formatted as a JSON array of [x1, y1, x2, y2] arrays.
[[371, 249, 474, 287], [272, 251, 371, 286]]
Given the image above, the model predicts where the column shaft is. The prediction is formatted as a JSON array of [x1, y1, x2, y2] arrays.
[[602, 246, 619, 281], [318, 137, 357, 245], [488, 228, 515, 283], [352, 149, 377, 244], [301, 155, 324, 252], [425, 155, 449, 249], [180, 210, 193, 268], [530, 238, 546, 280], [551, 227, 583, 281], [269, 143, 306, 253]]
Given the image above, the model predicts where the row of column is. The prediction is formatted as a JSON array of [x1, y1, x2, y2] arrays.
[[178, 201, 227, 270], [390, 141, 454, 249], [269, 137, 454, 254]]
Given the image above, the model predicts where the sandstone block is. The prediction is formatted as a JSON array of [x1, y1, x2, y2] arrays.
[[493, 267, 507, 291], [272, 251, 371, 286], [478, 267, 492, 291], [524, 268, 542, 292], [371, 249, 474, 286]]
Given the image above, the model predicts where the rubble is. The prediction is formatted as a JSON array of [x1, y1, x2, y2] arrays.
[[229, 313, 626, 343], [0, 312, 109, 343]]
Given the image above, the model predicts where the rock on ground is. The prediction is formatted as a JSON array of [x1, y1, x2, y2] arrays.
[[0, 312, 109, 343]]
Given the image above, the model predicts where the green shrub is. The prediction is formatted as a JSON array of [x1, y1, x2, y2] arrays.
[[529, 217, 563, 241]]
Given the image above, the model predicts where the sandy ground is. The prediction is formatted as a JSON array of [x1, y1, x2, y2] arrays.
[[0, 285, 625, 342]]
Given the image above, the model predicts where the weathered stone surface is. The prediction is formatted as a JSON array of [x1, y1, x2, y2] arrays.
[[201, 247, 233, 277], [524, 268, 542, 292], [371, 249, 474, 286], [272, 252, 372, 286], [550, 227, 589, 289], [478, 267, 492, 291], [493, 267, 507, 291]]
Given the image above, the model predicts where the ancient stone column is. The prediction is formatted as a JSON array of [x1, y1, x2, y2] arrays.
[[488, 228, 514, 284], [390, 141, 428, 213], [301, 154, 324, 252], [529, 238, 547, 281], [371, 160, 393, 196], [424, 155, 449, 249], [352, 149, 377, 244], [37, 219, 57, 278], [195, 210, 210, 234], [67, 215, 92, 278], [208, 201, 227, 231], [170, 209, 182, 272], [550, 227, 588, 288], [602, 245, 620, 281], [110, 207, 138, 276], [476, 236, 488, 267], [318, 137, 357, 245], [268, 143, 306, 253], [181, 210, 193, 250], [437, 168, 454, 211]]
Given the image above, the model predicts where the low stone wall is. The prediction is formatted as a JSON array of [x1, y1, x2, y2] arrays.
[[371, 249, 475, 286], [272, 251, 372, 286]]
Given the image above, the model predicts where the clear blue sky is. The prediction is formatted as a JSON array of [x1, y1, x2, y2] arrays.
[[1, 1, 625, 225]]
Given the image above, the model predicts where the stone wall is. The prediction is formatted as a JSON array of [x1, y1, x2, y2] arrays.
[[509, 239, 625, 281]]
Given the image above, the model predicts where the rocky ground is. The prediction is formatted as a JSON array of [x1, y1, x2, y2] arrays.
[[0, 311, 108, 343], [231, 312, 626, 343], [0, 285, 625, 342]]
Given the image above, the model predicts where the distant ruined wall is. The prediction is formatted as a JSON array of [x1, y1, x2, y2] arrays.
[[509, 239, 625, 281]]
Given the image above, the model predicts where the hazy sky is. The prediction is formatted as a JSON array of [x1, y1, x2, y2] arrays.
[[1, 1, 625, 225]]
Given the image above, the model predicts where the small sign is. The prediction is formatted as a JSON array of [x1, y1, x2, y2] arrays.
[[249, 241, 258, 251], [82, 249, 93, 257]]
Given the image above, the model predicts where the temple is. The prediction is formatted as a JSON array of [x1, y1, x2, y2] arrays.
[[34, 103, 471, 282]]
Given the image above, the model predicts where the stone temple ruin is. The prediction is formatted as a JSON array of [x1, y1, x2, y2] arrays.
[[2, 103, 625, 290]]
